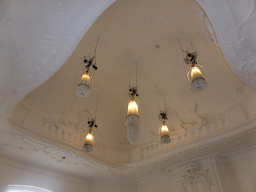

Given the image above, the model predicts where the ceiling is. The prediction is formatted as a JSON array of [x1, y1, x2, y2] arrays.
[[3, 0, 256, 179]]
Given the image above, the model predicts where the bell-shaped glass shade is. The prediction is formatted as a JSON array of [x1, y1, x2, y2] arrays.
[[76, 72, 91, 98], [127, 100, 138, 116], [187, 66, 207, 92], [160, 124, 170, 136], [160, 124, 171, 144], [83, 132, 94, 152], [191, 66, 203, 81], [80, 72, 91, 86]]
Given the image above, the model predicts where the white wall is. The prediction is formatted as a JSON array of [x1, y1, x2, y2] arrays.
[[1, 147, 256, 192], [0, 155, 137, 192], [0, 155, 91, 192], [216, 147, 256, 192]]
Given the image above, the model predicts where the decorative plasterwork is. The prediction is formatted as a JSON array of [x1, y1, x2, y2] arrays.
[[181, 165, 217, 192], [9, 102, 256, 178], [11, 85, 256, 166], [133, 90, 256, 162], [2, 0, 256, 181], [196, 0, 256, 91]]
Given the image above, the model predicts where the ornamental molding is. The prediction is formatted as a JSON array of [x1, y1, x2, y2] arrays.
[[135, 93, 256, 162], [7, 112, 256, 180], [10, 87, 256, 167], [195, 0, 256, 91], [181, 165, 217, 192]]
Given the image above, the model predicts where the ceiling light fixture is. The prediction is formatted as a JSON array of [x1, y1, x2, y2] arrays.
[[178, 39, 207, 92], [184, 51, 207, 92], [83, 118, 97, 152], [125, 87, 139, 145], [76, 38, 99, 98], [159, 111, 171, 144]]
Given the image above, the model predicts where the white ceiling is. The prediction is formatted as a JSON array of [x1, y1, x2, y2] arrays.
[[2, 0, 256, 180]]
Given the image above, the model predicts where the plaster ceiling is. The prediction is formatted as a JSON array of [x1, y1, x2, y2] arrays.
[[5, 0, 256, 179]]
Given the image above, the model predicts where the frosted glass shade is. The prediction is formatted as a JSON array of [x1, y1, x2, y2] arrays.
[[160, 124, 171, 144], [76, 72, 91, 98], [161, 135, 171, 144], [125, 114, 139, 145], [83, 132, 94, 152], [192, 78, 207, 92], [190, 66, 207, 92], [75, 84, 91, 98], [83, 143, 93, 152]]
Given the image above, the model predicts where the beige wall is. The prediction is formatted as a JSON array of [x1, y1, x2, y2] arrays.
[[1, 146, 256, 192], [216, 147, 256, 192], [138, 147, 256, 192]]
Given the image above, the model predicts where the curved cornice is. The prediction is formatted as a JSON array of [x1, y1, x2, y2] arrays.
[[195, 0, 256, 90], [7, 114, 256, 179]]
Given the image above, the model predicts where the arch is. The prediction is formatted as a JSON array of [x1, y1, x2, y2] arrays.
[[195, 0, 256, 90], [5, 185, 53, 192]]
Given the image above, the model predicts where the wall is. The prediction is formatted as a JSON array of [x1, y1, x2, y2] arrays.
[[138, 147, 256, 192], [0, 155, 137, 192], [91, 185, 137, 192], [1, 146, 256, 192], [0, 155, 91, 192], [138, 157, 223, 192], [216, 146, 256, 192]]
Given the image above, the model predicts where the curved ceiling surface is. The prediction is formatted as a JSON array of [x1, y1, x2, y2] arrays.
[[11, 0, 256, 168]]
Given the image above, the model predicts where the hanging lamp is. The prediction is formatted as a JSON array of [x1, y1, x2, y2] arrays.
[[83, 119, 97, 152], [184, 51, 207, 92], [76, 37, 99, 98], [159, 112, 171, 144], [76, 57, 98, 98], [125, 87, 140, 145], [178, 39, 207, 92]]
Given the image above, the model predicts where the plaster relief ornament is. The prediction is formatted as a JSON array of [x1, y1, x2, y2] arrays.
[[182, 165, 217, 192], [42, 110, 90, 141], [125, 87, 139, 145]]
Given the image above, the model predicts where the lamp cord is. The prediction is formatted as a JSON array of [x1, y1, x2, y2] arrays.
[[136, 60, 138, 87], [94, 36, 100, 65], [94, 94, 100, 120], [177, 39, 186, 53]]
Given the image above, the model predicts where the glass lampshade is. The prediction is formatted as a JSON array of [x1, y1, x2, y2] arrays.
[[160, 124, 170, 136], [127, 100, 138, 116], [160, 124, 171, 144], [191, 66, 203, 81], [83, 132, 94, 152], [189, 66, 207, 92], [85, 132, 94, 144], [76, 72, 91, 98], [80, 72, 90, 85]]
